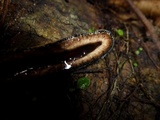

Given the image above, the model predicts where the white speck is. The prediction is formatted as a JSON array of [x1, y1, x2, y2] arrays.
[[14, 67, 33, 76], [47, 65, 51, 68], [28, 67, 33, 70], [14, 69, 28, 76], [71, 36, 74, 39], [64, 61, 72, 69], [83, 52, 86, 55], [19, 69, 28, 74]]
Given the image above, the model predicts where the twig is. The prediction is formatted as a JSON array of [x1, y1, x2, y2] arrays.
[[141, 40, 160, 69], [125, 0, 160, 51]]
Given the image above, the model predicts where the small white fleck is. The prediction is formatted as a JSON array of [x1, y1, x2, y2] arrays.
[[28, 67, 33, 70], [14, 69, 28, 76], [71, 36, 74, 39], [19, 69, 28, 74], [64, 61, 72, 69]]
